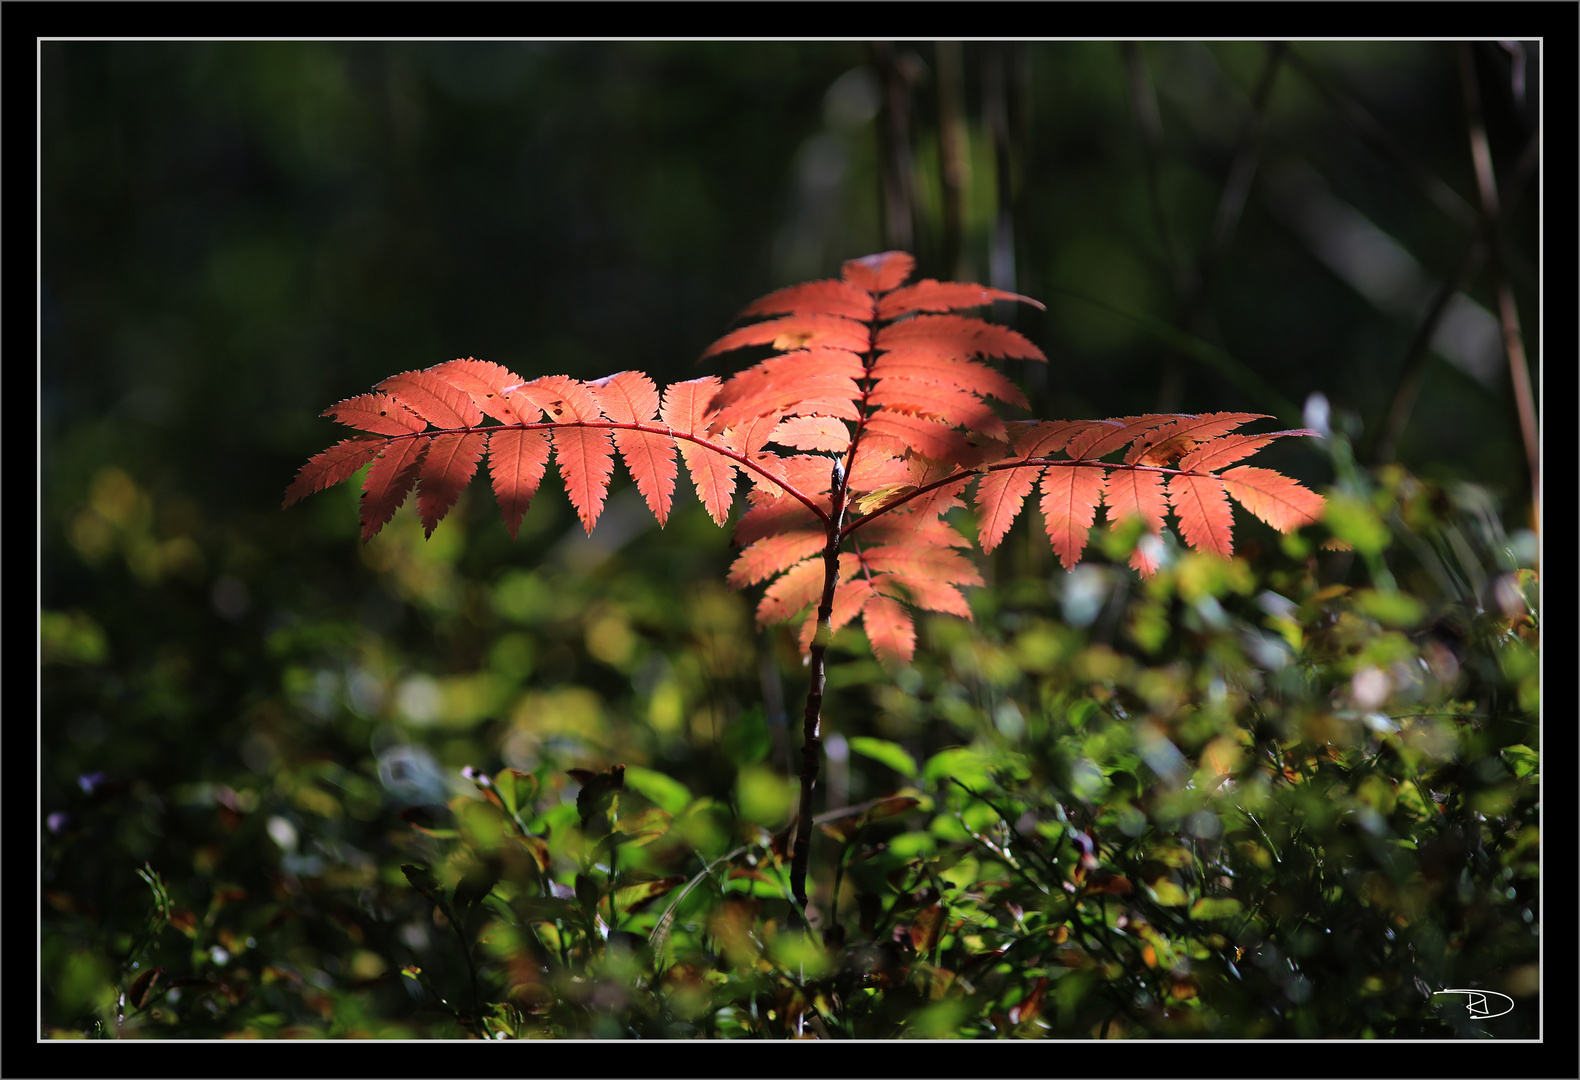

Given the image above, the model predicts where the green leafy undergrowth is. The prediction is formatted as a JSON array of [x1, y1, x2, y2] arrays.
[[43, 461, 1537, 1038]]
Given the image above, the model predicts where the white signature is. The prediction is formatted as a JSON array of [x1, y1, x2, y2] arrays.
[[1432, 988, 1515, 1019]]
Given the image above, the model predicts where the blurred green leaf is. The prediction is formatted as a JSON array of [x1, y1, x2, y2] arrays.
[[1145, 878, 1189, 907], [615, 875, 686, 912], [1500, 745, 1537, 780], [454, 798, 511, 855], [849, 736, 919, 778], [1353, 589, 1426, 628], [623, 766, 693, 815], [1189, 897, 1244, 920], [1325, 494, 1392, 555], [721, 705, 770, 765], [923, 747, 993, 788]]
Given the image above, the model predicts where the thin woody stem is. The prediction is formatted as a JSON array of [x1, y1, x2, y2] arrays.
[[790, 466, 847, 915]]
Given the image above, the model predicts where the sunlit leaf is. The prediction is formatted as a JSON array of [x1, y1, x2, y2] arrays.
[[622, 765, 693, 815], [1145, 878, 1189, 907], [615, 876, 687, 912], [848, 736, 919, 778], [1188, 897, 1244, 920]]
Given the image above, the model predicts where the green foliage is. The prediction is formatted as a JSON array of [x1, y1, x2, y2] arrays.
[[43, 448, 1538, 1038]]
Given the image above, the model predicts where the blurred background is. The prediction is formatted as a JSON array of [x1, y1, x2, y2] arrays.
[[41, 41, 1539, 1034]]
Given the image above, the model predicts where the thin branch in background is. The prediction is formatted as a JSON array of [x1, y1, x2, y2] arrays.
[[1498, 40, 1528, 113], [1121, 43, 1187, 298], [1007, 43, 1030, 282], [1197, 43, 1286, 295], [982, 43, 1020, 304], [1371, 239, 1487, 465], [757, 631, 791, 776], [1041, 280, 1300, 422], [871, 42, 918, 255], [983, 43, 1041, 411], [935, 41, 968, 282], [1459, 43, 1539, 530], [1505, 126, 1541, 210], [1155, 42, 1287, 413], [1284, 47, 1479, 235], [1008, 47, 1035, 360], [1368, 125, 1537, 467]]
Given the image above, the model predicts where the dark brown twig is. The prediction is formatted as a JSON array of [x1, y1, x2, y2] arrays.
[[789, 466, 848, 915]]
